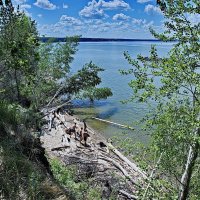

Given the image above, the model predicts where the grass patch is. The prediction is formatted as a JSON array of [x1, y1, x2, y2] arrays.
[[50, 158, 102, 200], [0, 138, 68, 200]]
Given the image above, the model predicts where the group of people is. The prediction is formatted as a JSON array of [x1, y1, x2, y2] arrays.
[[48, 109, 90, 147], [65, 121, 90, 146]]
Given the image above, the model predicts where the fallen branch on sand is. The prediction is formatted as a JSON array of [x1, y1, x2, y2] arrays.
[[107, 143, 148, 180], [51, 146, 70, 151], [119, 190, 138, 199], [65, 155, 98, 163], [92, 117, 134, 130], [98, 156, 139, 186]]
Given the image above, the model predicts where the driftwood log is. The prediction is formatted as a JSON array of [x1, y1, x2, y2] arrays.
[[51, 146, 70, 151], [98, 156, 139, 186], [107, 143, 148, 179], [92, 117, 134, 130], [119, 190, 138, 200]]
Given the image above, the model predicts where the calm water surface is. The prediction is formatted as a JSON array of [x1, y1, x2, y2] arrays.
[[71, 42, 173, 143]]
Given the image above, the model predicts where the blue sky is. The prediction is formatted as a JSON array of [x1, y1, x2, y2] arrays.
[[12, 0, 166, 39]]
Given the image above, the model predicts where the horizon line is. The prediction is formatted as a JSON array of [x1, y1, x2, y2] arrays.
[[39, 37, 170, 42]]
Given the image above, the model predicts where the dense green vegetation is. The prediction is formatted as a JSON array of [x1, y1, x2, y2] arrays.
[[0, 0, 112, 199], [122, 0, 200, 199], [50, 159, 103, 200], [0, 101, 71, 199], [0, 0, 112, 111]]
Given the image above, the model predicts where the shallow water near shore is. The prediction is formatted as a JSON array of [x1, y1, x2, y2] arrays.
[[71, 41, 174, 144]]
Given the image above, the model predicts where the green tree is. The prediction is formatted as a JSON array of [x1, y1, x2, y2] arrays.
[[122, 0, 200, 199], [0, 1, 112, 111], [0, 2, 112, 198], [0, 0, 39, 106], [36, 40, 112, 109]]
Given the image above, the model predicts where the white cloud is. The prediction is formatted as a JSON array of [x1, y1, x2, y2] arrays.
[[132, 18, 143, 25], [137, 0, 152, 3], [60, 15, 83, 26], [20, 4, 31, 9], [34, 0, 57, 10], [79, 1, 106, 19], [37, 14, 43, 18], [101, 0, 130, 10], [39, 16, 84, 37], [13, 1, 32, 16], [63, 3, 68, 9], [144, 4, 162, 15], [113, 13, 130, 21], [79, 0, 130, 19], [38, 17, 156, 38], [142, 20, 154, 28]]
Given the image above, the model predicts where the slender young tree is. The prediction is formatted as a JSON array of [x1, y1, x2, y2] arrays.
[[122, 0, 200, 199]]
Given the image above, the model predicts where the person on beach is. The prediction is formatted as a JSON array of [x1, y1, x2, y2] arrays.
[[79, 127, 84, 144], [83, 129, 90, 146], [83, 120, 87, 131], [48, 111, 56, 131], [65, 123, 77, 138]]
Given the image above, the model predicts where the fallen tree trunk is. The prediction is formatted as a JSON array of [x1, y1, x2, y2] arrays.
[[54, 113, 68, 128], [46, 86, 64, 107], [49, 101, 71, 113], [107, 143, 148, 180], [92, 117, 134, 130], [66, 155, 98, 163], [119, 190, 138, 200], [51, 146, 70, 151], [41, 101, 71, 119], [98, 156, 139, 186]]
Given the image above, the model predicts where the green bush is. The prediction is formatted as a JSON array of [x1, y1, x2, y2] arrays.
[[0, 139, 45, 199], [50, 158, 102, 200]]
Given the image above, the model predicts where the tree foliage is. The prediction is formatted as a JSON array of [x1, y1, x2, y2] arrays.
[[0, 1, 112, 198], [0, 1, 39, 106], [122, 0, 200, 199], [34, 42, 112, 109], [0, 0, 112, 111]]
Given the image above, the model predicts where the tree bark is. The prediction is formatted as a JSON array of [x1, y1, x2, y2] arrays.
[[178, 132, 199, 200]]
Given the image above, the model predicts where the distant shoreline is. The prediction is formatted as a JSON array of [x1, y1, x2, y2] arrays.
[[39, 37, 175, 43]]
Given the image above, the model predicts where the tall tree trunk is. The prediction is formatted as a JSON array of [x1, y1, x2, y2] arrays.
[[178, 133, 199, 200], [14, 69, 20, 102]]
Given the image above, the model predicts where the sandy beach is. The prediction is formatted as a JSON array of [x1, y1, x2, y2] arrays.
[[40, 110, 147, 199]]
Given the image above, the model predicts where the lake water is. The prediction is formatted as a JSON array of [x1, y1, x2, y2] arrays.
[[71, 41, 173, 143]]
